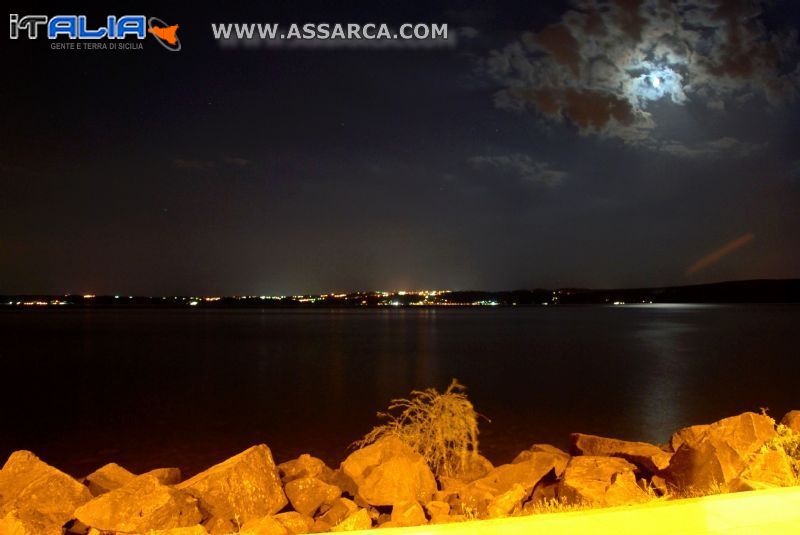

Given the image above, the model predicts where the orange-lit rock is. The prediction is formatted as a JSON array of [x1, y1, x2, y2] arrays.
[[487, 483, 527, 518], [390, 500, 427, 526], [74, 474, 202, 533], [457, 481, 495, 515], [0, 510, 62, 535], [274, 511, 314, 534], [739, 449, 797, 487], [278, 454, 333, 484], [780, 410, 800, 433], [424, 500, 450, 520], [513, 444, 570, 476], [239, 515, 289, 535], [284, 476, 341, 516], [331, 508, 372, 531], [570, 433, 672, 473], [323, 468, 358, 497], [177, 444, 287, 534], [469, 452, 561, 494], [317, 497, 359, 529], [558, 456, 650, 507], [83, 462, 136, 496], [664, 412, 776, 491], [340, 437, 436, 506], [145, 467, 182, 485], [457, 454, 494, 483], [669, 424, 710, 451], [0, 450, 92, 529], [453, 455, 558, 517]]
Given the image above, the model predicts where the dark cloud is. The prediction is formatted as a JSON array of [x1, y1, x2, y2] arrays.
[[468, 154, 566, 187], [485, 0, 800, 150]]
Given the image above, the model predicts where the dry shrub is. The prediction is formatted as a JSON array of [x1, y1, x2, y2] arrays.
[[760, 423, 800, 481], [524, 497, 588, 515], [355, 379, 484, 478]]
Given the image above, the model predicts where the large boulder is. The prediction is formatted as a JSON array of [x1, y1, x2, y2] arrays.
[[780, 410, 800, 433], [0, 450, 92, 529], [83, 463, 136, 496], [669, 424, 710, 452], [177, 444, 287, 534], [456, 454, 494, 483], [0, 510, 63, 535], [340, 437, 436, 506], [486, 483, 527, 518], [74, 474, 202, 533], [284, 476, 341, 516], [145, 467, 182, 486], [278, 454, 333, 484], [513, 444, 570, 476], [469, 452, 561, 494], [455, 452, 560, 515], [558, 456, 650, 507], [570, 433, 672, 474], [739, 449, 797, 487], [663, 412, 777, 491]]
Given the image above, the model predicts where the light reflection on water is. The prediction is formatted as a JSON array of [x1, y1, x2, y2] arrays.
[[633, 317, 696, 443], [0, 304, 798, 476]]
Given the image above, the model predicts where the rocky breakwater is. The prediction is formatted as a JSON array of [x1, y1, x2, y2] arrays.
[[1, 410, 799, 534]]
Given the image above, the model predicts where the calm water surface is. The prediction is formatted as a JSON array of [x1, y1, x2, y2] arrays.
[[1, 305, 798, 477]]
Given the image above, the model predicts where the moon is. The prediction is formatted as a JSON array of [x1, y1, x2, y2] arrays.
[[652, 76, 661, 88]]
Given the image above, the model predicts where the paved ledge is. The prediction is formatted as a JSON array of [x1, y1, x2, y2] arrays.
[[356, 487, 800, 534]]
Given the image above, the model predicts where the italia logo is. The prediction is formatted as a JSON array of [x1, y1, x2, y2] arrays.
[[9, 14, 181, 51]]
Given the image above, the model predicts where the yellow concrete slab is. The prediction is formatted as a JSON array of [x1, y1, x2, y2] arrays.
[[349, 487, 800, 534]]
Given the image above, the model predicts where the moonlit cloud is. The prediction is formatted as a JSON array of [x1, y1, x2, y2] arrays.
[[485, 0, 800, 149], [656, 136, 766, 159]]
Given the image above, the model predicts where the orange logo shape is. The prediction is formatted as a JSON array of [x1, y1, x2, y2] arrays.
[[148, 24, 179, 45]]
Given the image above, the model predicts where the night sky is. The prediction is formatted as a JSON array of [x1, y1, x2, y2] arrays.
[[3, 1, 800, 295]]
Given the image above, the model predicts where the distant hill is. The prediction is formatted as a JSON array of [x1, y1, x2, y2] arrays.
[[551, 279, 800, 304], [2, 279, 799, 307]]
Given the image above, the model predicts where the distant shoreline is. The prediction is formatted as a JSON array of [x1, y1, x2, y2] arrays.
[[2, 278, 799, 307]]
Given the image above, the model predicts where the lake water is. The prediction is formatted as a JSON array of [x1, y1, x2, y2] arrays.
[[1, 304, 798, 478]]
